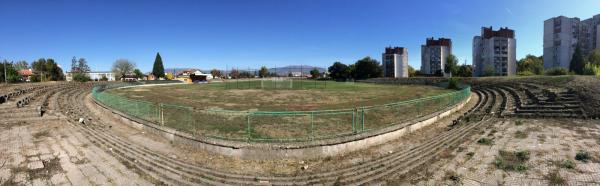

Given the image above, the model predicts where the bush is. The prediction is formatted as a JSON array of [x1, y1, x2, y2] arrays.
[[561, 159, 575, 169], [447, 78, 459, 89], [72, 73, 91, 82], [515, 130, 528, 139], [477, 138, 493, 145], [575, 150, 591, 162], [100, 76, 109, 81], [582, 63, 600, 76], [517, 71, 535, 76], [545, 68, 569, 76], [545, 169, 566, 185], [495, 150, 530, 172], [444, 170, 461, 184]]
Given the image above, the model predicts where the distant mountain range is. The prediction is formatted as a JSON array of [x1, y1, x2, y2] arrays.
[[269, 65, 326, 76], [161, 65, 326, 76]]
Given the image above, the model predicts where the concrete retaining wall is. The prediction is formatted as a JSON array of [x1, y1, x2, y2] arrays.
[[90, 90, 472, 160]]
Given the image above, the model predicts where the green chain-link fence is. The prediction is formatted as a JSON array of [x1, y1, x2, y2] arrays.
[[93, 84, 470, 142]]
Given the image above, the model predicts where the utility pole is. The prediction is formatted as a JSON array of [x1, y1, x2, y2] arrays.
[[4, 60, 7, 84]]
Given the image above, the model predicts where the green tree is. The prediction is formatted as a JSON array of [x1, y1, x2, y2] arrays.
[[570, 45, 586, 74], [0, 61, 21, 83], [13, 60, 29, 71], [328, 62, 350, 81], [152, 52, 165, 79], [133, 69, 144, 79], [588, 50, 600, 66], [350, 57, 383, 80], [444, 55, 459, 77], [310, 68, 320, 79], [517, 54, 544, 75], [456, 64, 473, 77], [258, 66, 269, 78], [32, 58, 64, 81], [408, 65, 416, 77]]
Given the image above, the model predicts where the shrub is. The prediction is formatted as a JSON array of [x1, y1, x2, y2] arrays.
[[444, 170, 461, 184], [545, 169, 566, 185], [73, 72, 91, 82], [561, 159, 575, 169], [477, 138, 493, 145], [515, 130, 528, 139], [575, 150, 591, 162], [582, 63, 600, 76], [447, 78, 459, 89], [515, 120, 523, 126], [545, 67, 569, 76], [495, 150, 530, 172], [517, 71, 535, 76]]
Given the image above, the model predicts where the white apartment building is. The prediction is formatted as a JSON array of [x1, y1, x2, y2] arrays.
[[544, 14, 600, 69], [421, 38, 452, 75], [473, 27, 517, 77], [66, 71, 116, 81], [382, 47, 408, 78]]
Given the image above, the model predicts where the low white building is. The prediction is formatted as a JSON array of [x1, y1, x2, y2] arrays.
[[66, 71, 116, 81], [193, 70, 213, 80]]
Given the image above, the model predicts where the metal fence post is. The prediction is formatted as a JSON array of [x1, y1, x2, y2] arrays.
[[310, 112, 314, 140], [352, 109, 356, 133], [361, 107, 365, 132], [161, 103, 165, 126], [246, 113, 251, 141]]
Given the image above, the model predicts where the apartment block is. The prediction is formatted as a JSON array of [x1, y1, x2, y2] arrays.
[[472, 27, 517, 77], [544, 14, 600, 69], [382, 47, 408, 78], [421, 37, 452, 75]]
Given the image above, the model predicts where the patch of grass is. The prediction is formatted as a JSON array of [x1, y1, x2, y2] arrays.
[[515, 120, 523, 126], [477, 138, 493, 145], [494, 150, 530, 172], [575, 150, 592, 162], [537, 134, 547, 143], [514, 130, 528, 139], [545, 169, 566, 185], [32, 130, 50, 139], [488, 129, 498, 137], [444, 170, 461, 184]]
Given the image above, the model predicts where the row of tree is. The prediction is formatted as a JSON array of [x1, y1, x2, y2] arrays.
[[327, 55, 473, 81], [0, 58, 65, 83]]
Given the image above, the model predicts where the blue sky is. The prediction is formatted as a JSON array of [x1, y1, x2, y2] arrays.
[[1, 0, 599, 72]]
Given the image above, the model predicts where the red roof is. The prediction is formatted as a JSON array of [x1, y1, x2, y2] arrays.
[[18, 69, 33, 76]]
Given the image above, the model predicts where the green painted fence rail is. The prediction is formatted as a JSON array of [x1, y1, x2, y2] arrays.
[[92, 83, 470, 143]]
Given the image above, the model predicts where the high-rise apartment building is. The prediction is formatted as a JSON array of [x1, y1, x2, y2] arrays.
[[421, 38, 452, 75], [472, 27, 517, 77], [544, 14, 600, 69], [382, 47, 408, 78]]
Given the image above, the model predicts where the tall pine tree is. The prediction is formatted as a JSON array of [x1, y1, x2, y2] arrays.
[[152, 52, 165, 79], [570, 45, 585, 75]]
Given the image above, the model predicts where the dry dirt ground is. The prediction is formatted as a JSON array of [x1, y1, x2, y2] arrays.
[[403, 118, 600, 186], [0, 117, 152, 186]]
